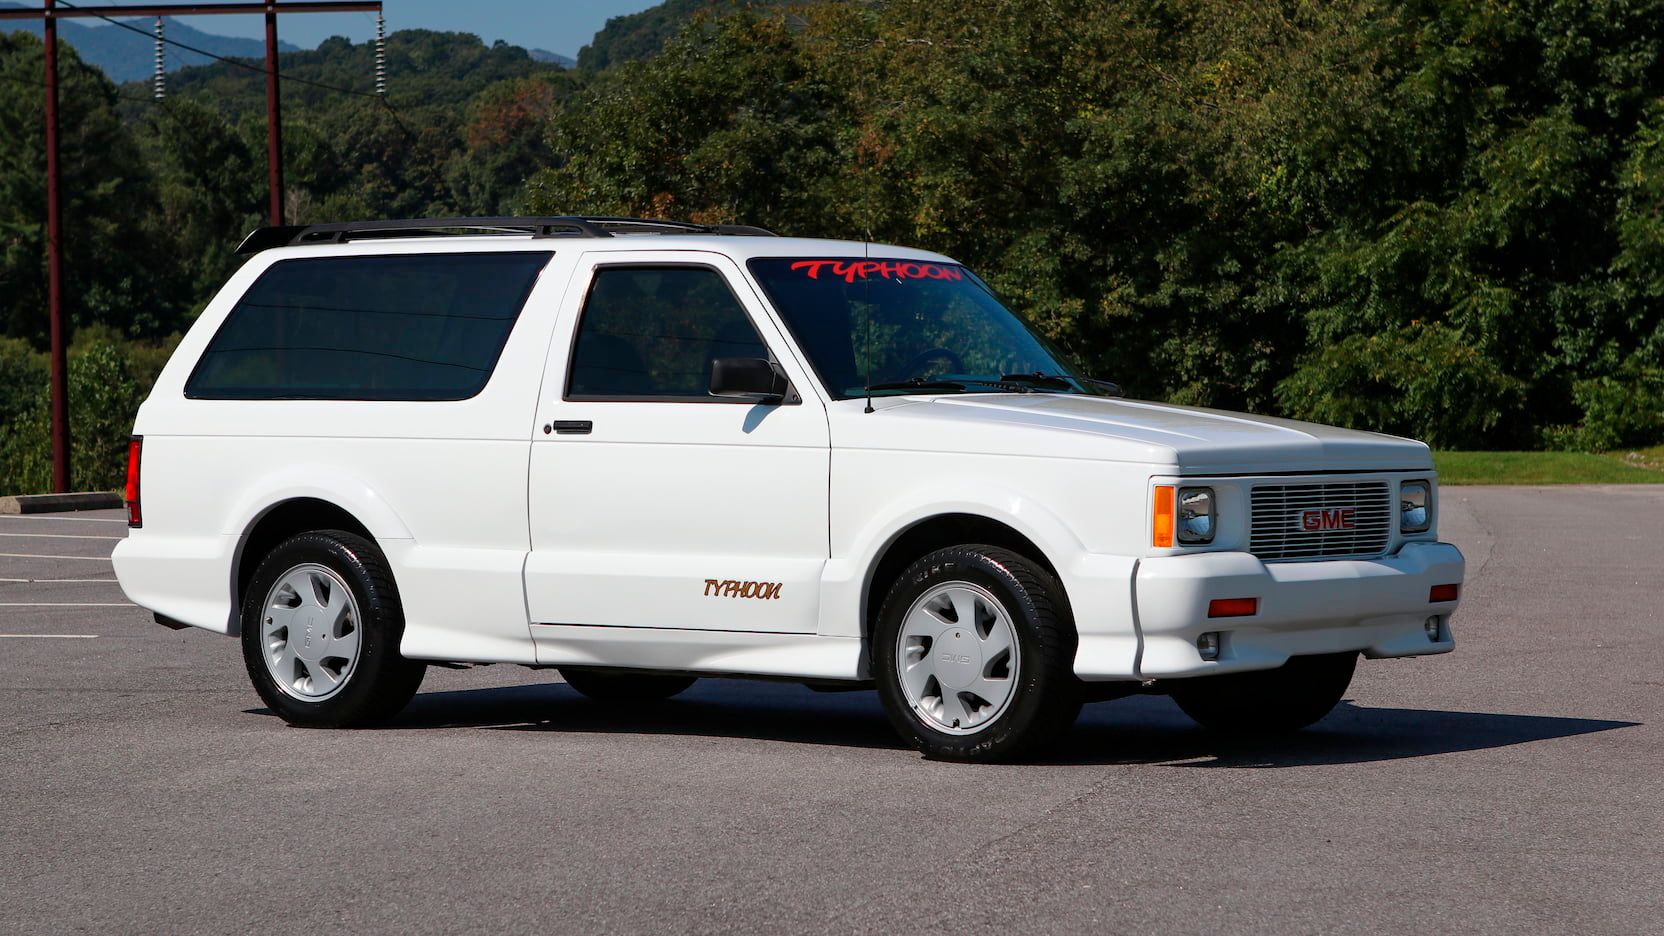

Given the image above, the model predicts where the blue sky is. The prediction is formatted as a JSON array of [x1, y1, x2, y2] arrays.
[[91, 0, 665, 59]]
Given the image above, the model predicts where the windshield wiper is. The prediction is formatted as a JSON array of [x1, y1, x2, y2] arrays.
[[863, 377, 1032, 394], [999, 372, 1076, 390], [862, 379, 969, 393], [1000, 372, 1125, 396]]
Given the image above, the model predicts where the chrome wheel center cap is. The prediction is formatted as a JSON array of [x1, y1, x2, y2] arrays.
[[932, 628, 982, 690]]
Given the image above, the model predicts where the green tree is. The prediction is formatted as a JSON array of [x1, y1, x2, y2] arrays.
[[1, 33, 164, 344], [532, 0, 1664, 451]]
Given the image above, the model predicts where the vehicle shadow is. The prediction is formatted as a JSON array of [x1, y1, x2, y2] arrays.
[[1058, 696, 1638, 768], [259, 678, 1638, 767]]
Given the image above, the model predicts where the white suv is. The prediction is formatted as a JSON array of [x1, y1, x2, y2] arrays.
[[113, 216, 1464, 761]]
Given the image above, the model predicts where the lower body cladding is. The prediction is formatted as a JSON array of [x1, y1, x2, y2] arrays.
[[529, 625, 862, 680], [1090, 542, 1464, 681]]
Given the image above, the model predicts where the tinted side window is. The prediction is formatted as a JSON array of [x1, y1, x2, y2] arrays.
[[186, 252, 549, 401], [567, 266, 768, 399]]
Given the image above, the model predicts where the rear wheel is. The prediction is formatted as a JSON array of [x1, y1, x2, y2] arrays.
[[873, 545, 1081, 762], [1170, 652, 1357, 734], [559, 667, 696, 703], [240, 530, 426, 727]]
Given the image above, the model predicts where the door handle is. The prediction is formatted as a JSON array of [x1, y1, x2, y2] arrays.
[[546, 420, 593, 435]]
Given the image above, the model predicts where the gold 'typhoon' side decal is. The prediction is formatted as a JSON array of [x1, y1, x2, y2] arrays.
[[704, 579, 783, 600]]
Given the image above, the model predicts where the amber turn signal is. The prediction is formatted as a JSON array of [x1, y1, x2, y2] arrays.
[[1152, 485, 1175, 548]]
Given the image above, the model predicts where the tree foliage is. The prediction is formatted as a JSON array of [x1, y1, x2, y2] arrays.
[[533, 0, 1664, 451], [0, 30, 568, 490], [576, 0, 797, 71], [6, 1, 1664, 496]]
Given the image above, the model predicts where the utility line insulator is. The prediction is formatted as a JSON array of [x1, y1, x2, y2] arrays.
[[153, 16, 165, 100], [374, 10, 386, 95]]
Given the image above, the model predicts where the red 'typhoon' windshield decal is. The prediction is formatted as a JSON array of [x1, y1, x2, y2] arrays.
[[790, 259, 965, 283]]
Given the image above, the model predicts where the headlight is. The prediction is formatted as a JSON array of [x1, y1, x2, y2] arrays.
[[1400, 480, 1431, 534], [1177, 487, 1215, 544]]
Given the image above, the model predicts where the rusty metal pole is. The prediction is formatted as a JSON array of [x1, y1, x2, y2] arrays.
[[264, 4, 283, 225], [44, 0, 70, 493]]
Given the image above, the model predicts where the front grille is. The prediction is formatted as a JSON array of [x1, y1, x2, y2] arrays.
[[1249, 480, 1393, 561]]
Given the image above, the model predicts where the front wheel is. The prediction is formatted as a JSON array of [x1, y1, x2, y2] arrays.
[[240, 530, 426, 727], [873, 545, 1081, 761], [1169, 652, 1357, 734]]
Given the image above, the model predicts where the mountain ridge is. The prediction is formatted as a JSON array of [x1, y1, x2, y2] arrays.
[[0, 2, 301, 82], [0, 3, 575, 80]]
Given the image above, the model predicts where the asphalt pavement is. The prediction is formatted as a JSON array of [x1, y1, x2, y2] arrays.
[[1, 488, 1659, 935]]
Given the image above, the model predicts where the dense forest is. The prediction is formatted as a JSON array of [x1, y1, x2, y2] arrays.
[[4, 0, 1664, 493]]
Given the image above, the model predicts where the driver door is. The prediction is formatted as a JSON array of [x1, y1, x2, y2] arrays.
[[523, 251, 830, 634]]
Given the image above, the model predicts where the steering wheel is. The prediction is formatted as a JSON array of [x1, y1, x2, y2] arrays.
[[900, 347, 964, 379]]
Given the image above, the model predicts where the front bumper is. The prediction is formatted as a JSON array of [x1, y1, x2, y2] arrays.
[[1132, 541, 1464, 678]]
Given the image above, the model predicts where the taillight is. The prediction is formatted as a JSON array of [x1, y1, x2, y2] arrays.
[[124, 436, 142, 528]]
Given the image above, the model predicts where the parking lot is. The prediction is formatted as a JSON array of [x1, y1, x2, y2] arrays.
[[1, 486, 1659, 935]]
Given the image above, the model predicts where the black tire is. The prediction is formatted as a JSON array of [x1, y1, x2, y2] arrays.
[[559, 667, 696, 703], [240, 530, 426, 727], [1169, 652, 1357, 734], [872, 545, 1081, 762]]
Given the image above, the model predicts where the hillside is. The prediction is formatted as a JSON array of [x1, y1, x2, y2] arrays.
[[0, 3, 298, 82], [134, 28, 566, 112], [1, 26, 574, 352], [577, 0, 796, 70]]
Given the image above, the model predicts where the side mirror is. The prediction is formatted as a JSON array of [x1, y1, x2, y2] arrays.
[[710, 357, 790, 402]]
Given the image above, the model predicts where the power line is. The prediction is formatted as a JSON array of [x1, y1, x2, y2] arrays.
[[0, 67, 163, 105], [56, 0, 380, 99], [50, 0, 420, 140]]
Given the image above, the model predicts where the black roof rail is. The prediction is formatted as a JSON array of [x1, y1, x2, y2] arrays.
[[235, 215, 777, 255]]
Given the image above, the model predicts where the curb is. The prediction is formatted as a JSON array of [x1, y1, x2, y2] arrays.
[[0, 492, 124, 515]]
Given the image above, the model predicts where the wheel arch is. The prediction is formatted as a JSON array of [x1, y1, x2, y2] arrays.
[[860, 512, 1069, 648], [228, 496, 392, 635]]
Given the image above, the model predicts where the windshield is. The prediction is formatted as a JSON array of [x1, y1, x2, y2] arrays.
[[747, 257, 1103, 400]]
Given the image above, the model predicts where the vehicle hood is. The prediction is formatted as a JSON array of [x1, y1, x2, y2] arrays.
[[845, 393, 1432, 474]]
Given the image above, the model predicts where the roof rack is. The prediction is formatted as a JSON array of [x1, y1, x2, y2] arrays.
[[235, 216, 777, 255]]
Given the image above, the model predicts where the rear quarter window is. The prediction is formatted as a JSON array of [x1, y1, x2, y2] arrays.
[[185, 252, 550, 401]]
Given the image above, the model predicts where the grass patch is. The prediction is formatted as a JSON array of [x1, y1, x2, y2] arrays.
[[1435, 449, 1664, 485]]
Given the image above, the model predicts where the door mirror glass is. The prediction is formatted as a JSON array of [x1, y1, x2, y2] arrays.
[[710, 357, 788, 401]]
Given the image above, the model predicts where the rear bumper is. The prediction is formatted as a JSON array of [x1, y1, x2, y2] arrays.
[[1128, 541, 1463, 679], [111, 533, 238, 634]]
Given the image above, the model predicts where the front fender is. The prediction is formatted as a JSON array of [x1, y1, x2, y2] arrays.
[[819, 477, 1092, 642], [823, 453, 1146, 677]]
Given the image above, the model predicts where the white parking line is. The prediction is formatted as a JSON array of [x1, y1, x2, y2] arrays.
[[0, 532, 124, 541], [0, 515, 127, 523], [0, 634, 100, 638], [0, 578, 120, 583], [0, 553, 114, 561], [0, 602, 131, 607]]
